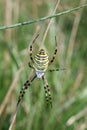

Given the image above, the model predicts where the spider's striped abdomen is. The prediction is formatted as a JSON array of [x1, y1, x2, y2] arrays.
[[34, 49, 49, 74]]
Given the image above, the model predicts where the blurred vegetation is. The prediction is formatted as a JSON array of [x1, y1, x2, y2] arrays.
[[0, 0, 87, 130]]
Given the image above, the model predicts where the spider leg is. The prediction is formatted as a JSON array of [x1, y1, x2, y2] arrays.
[[30, 34, 39, 63], [49, 36, 57, 65], [48, 68, 66, 72], [42, 78, 49, 106], [28, 62, 35, 70], [17, 74, 37, 106], [42, 75, 52, 108]]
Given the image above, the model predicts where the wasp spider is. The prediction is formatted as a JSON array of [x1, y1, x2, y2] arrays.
[[17, 34, 65, 108]]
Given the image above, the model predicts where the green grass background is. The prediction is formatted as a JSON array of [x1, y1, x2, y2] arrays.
[[0, 0, 87, 130]]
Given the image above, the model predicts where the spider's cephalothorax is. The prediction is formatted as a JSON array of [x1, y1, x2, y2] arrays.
[[17, 34, 65, 108]]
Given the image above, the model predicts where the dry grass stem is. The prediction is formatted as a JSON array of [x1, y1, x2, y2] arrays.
[[0, 68, 23, 116], [4, 0, 12, 41], [66, 0, 87, 69], [73, 66, 84, 90], [40, 0, 60, 49], [66, 106, 87, 126]]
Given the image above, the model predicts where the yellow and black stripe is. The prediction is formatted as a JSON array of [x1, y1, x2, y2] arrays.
[[34, 49, 49, 71]]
